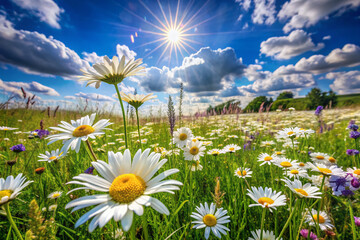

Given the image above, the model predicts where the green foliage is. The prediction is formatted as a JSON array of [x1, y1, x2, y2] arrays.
[[306, 88, 338, 109], [244, 96, 272, 112], [276, 91, 294, 100], [206, 99, 241, 114]]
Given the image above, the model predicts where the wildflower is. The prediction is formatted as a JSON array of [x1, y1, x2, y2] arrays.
[[346, 149, 359, 156], [348, 167, 360, 178], [247, 186, 286, 212], [38, 149, 64, 163], [285, 167, 309, 179], [35, 167, 45, 174], [47, 113, 112, 154], [248, 229, 281, 240], [65, 149, 182, 232], [121, 92, 156, 109], [10, 144, 26, 153], [282, 178, 321, 198], [48, 191, 62, 199], [49, 204, 58, 211], [84, 166, 94, 174], [190, 202, 230, 239], [207, 149, 224, 156], [234, 167, 252, 178], [6, 160, 17, 166], [354, 216, 360, 227], [309, 152, 329, 162], [0, 126, 18, 131], [314, 106, 323, 116], [273, 157, 299, 169], [350, 131, 360, 139], [190, 161, 203, 171], [223, 144, 241, 153], [173, 127, 193, 148], [307, 163, 344, 176], [183, 141, 205, 161], [299, 229, 318, 240], [288, 107, 295, 111], [348, 124, 359, 131], [29, 129, 50, 139], [305, 209, 334, 230], [0, 174, 33, 205]]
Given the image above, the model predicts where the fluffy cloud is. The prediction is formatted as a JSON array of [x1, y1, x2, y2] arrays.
[[278, 0, 360, 33], [11, 0, 64, 28], [274, 44, 360, 75], [0, 14, 88, 78], [327, 71, 360, 94], [116, 44, 137, 60], [244, 64, 271, 81], [65, 92, 114, 102], [236, 0, 276, 25], [0, 79, 60, 97], [260, 30, 324, 60]]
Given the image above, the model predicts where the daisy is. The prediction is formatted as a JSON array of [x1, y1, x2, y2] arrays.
[[309, 175, 330, 187], [276, 127, 300, 139], [207, 149, 224, 156], [173, 127, 193, 148], [38, 149, 64, 163], [183, 141, 206, 161], [0, 126, 18, 131], [347, 167, 360, 178], [0, 174, 33, 205], [247, 186, 286, 212], [260, 141, 275, 147], [305, 209, 334, 230], [272, 157, 299, 169], [48, 191, 63, 200], [282, 178, 321, 198], [190, 161, 203, 171], [234, 167, 252, 178], [273, 150, 286, 156], [47, 113, 112, 154], [65, 149, 182, 232], [79, 55, 145, 88], [257, 153, 275, 166], [49, 204, 58, 211], [284, 167, 309, 179], [223, 144, 241, 153], [190, 202, 230, 239], [307, 163, 344, 176], [310, 152, 330, 162], [248, 229, 281, 240], [121, 92, 156, 109]]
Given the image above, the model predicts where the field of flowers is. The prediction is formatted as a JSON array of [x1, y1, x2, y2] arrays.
[[1, 106, 360, 240]]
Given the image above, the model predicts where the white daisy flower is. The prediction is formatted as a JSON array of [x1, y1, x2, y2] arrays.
[[282, 178, 321, 198], [247, 186, 286, 212], [310, 152, 330, 162], [284, 167, 309, 179], [248, 229, 281, 240], [207, 149, 224, 156], [38, 149, 64, 163], [307, 163, 344, 176], [49, 204, 58, 211], [305, 209, 334, 230], [276, 127, 300, 139], [272, 157, 299, 169], [48, 191, 63, 199], [0, 126, 18, 131], [47, 113, 112, 154], [173, 127, 193, 148], [257, 153, 275, 166], [260, 141, 275, 147], [309, 175, 330, 187], [223, 144, 241, 153], [183, 141, 206, 161], [0, 174, 33, 205], [65, 149, 182, 232], [347, 167, 360, 178], [190, 202, 230, 239], [190, 161, 203, 171], [234, 167, 252, 178]]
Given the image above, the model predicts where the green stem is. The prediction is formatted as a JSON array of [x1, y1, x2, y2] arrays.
[[135, 108, 142, 149], [142, 212, 149, 240], [130, 222, 136, 240], [4, 203, 24, 240], [277, 199, 298, 240], [114, 84, 128, 149], [260, 208, 266, 240], [85, 139, 97, 161], [348, 199, 357, 240]]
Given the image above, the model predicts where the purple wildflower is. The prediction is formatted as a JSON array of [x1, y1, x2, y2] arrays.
[[329, 175, 353, 196], [315, 106, 323, 116], [350, 131, 360, 139], [10, 144, 26, 153], [300, 229, 318, 240], [354, 216, 360, 227], [351, 177, 360, 190], [347, 149, 360, 156], [348, 124, 359, 131], [84, 166, 94, 174]]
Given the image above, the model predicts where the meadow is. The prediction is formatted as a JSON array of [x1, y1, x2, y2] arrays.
[[1, 106, 360, 240]]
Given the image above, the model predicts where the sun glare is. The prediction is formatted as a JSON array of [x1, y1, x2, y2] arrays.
[[167, 28, 181, 43]]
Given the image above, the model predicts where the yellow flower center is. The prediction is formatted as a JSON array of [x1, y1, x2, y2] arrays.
[[290, 169, 299, 174], [73, 125, 95, 137], [52, 193, 60, 198], [190, 146, 199, 155], [300, 128, 305, 130], [237, 170, 247, 176], [294, 188, 308, 196], [316, 155, 325, 160], [328, 157, 336, 163], [3, 128, 9, 130], [299, 163, 305, 167], [280, 161, 292, 168], [258, 197, 274, 206], [109, 174, 146, 203], [266, 143, 271, 145], [354, 169, 360, 175], [317, 167, 332, 174], [212, 151, 219, 156], [179, 133, 187, 141], [312, 215, 325, 224], [203, 214, 217, 227], [264, 156, 273, 161], [287, 131, 294, 135], [0, 190, 12, 199], [229, 147, 235, 151], [49, 156, 57, 160], [276, 152, 282, 155]]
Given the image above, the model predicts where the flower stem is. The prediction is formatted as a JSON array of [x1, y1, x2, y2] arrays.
[[348, 199, 357, 240], [142, 212, 149, 240], [277, 199, 298, 240], [135, 108, 142, 149], [114, 83, 128, 149], [85, 139, 97, 161], [260, 208, 266, 240], [4, 203, 23, 240]]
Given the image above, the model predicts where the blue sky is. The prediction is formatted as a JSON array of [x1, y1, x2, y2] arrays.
[[0, 0, 360, 114]]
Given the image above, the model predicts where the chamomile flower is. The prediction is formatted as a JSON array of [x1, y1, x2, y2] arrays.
[[223, 144, 241, 153], [257, 153, 275, 166], [0, 174, 33, 205], [305, 209, 334, 230], [285, 167, 309, 179], [173, 127, 193, 148], [47, 113, 112, 154], [65, 149, 182, 232], [347, 167, 360, 178], [234, 167, 252, 178], [307, 163, 344, 176], [48, 191, 63, 199], [260, 140, 275, 147], [310, 152, 329, 162], [190, 161, 203, 171], [248, 229, 281, 240], [247, 186, 286, 212], [183, 141, 206, 161], [190, 202, 230, 239], [0, 126, 18, 131], [282, 178, 321, 198], [207, 149, 224, 156], [121, 92, 156, 109], [38, 149, 64, 163], [276, 127, 300, 139], [273, 157, 299, 169]]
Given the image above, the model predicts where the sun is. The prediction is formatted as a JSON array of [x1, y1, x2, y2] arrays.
[[167, 28, 181, 43]]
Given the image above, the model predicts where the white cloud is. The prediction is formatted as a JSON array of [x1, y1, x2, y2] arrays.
[[236, 0, 252, 11], [11, 0, 64, 29], [0, 79, 60, 97], [252, 0, 276, 25], [65, 92, 114, 102], [0, 14, 88, 78], [323, 35, 331, 40], [260, 30, 324, 60], [116, 44, 137, 60], [278, 0, 360, 33], [327, 71, 360, 94]]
